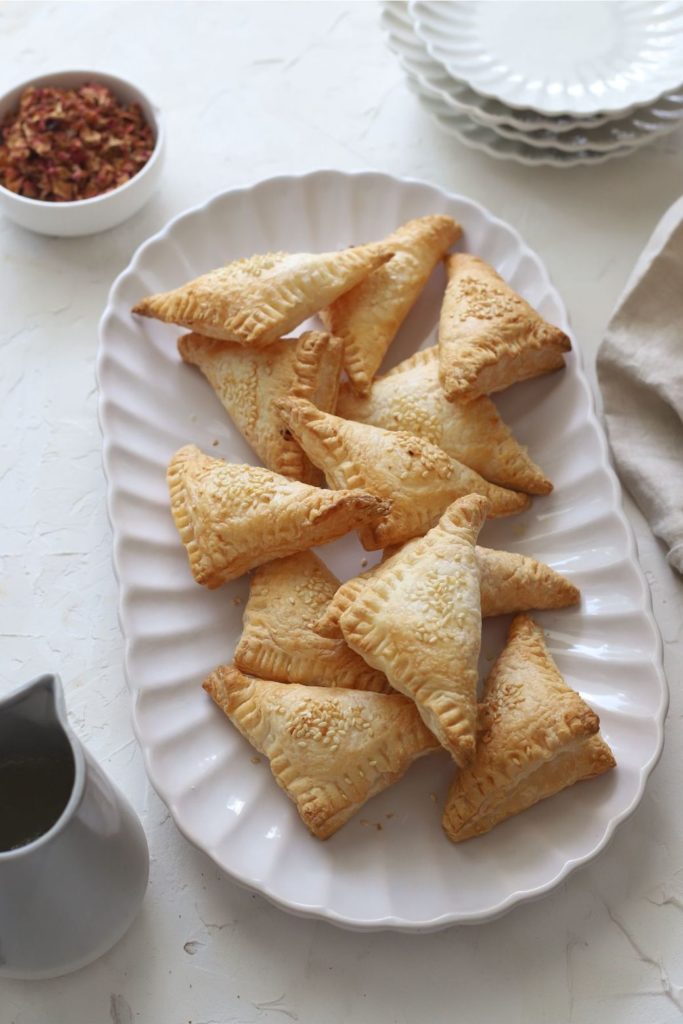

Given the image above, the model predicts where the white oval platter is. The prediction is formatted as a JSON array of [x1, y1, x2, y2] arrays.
[[97, 171, 666, 931]]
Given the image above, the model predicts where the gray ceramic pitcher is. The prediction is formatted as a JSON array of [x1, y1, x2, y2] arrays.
[[0, 674, 149, 979]]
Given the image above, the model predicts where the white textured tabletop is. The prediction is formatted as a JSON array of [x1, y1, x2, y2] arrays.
[[2, 3, 683, 1022]]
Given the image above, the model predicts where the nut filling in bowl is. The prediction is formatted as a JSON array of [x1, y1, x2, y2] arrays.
[[0, 70, 164, 236], [0, 82, 154, 202]]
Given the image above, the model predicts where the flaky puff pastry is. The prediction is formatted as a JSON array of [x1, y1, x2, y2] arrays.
[[338, 345, 551, 495], [439, 254, 571, 402], [235, 551, 390, 692], [476, 546, 579, 617], [133, 244, 392, 347], [315, 544, 579, 638], [275, 397, 528, 550], [340, 494, 488, 766], [167, 444, 390, 587], [203, 665, 439, 839], [320, 216, 461, 395], [442, 615, 615, 842], [178, 330, 343, 483]]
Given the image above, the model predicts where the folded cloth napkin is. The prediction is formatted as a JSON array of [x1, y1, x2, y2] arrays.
[[597, 195, 683, 574]]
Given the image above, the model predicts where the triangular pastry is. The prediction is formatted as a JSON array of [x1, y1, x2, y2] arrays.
[[442, 614, 616, 842], [315, 545, 580, 639], [178, 330, 343, 483], [340, 494, 488, 765], [320, 215, 461, 395], [338, 345, 551, 495], [203, 665, 440, 839], [438, 254, 571, 402], [167, 444, 391, 587], [133, 243, 392, 347], [275, 397, 529, 550], [476, 546, 580, 617], [235, 551, 390, 692]]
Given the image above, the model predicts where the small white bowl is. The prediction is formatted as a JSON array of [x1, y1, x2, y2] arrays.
[[0, 70, 165, 237]]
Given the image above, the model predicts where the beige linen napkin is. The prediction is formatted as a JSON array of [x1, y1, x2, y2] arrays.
[[597, 196, 683, 574]]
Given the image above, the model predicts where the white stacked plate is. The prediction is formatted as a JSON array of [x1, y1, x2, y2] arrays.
[[383, 1, 683, 167]]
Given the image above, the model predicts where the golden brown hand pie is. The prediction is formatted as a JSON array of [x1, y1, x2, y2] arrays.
[[337, 345, 551, 495], [340, 494, 488, 765], [476, 546, 579, 617], [321, 215, 461, 395], [438, 254, 571, 402], [167, 444, 391, 587], [442, 614, 615, 842], [275, 397, 528, 550], [235, 551, 390, 692], [315, 544, 579, 639], [178, 330, 343, 483], [133, 244, 392, 347], [203, 664, 439, 839]]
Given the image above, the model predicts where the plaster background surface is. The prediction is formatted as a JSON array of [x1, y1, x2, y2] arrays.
[[1, 4, 682, 1022]]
